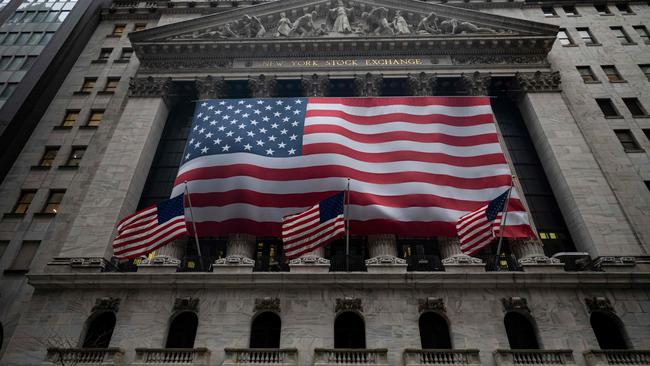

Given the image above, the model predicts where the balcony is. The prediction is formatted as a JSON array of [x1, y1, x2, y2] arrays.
[[403, 349, 481, 365], [46, 348, 124, 365], [223, 348, 298, 365], [494, 350, 575, 365], [405, 255, 444, 272], [133, 348, 210, 365], [584, 350, 650, 365], [314, 348, 389, 365]]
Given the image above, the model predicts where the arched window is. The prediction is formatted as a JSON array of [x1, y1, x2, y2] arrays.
[[165, 312, 198, 349], [419, 312, 452, 349], [82, 312, 116, 348], [590, 312, 628, 349], [504, 312, 539, 349], [334, 312, 366, 349], [249, 312, 281, 349]]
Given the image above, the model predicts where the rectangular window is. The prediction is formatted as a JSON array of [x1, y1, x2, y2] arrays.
[[633, 26, 650, 44], [103, 77, 120, 93], [640, 64, 650, 81], [22, 11, 36, 22], [8, 56, 25, 70], [595, 4, 611, 15], [577, 27, 598, 45], [0, 83, 17, 100], [39, 31, 54, 45], [97, 48, 112, 61], [61, 110, 78, 127], [645, 181, 650, 192], [616, 3, 634, 14], [7, 241, 39, 272], [563, 5, 579, 15], [558, 29, 574, 46], [622, 98, 649, 117], [42, 190, 64, 214], [118, 48, 133, 61], [0, 241, 8, 259], [65, 146, 86, 167], [16, 32, 30, 45], [596, 98, 621, 117], [8, 11, 24, 23], [0, 56, 11, 70], [134, 23, 146, 32], [577, 66, 598, 82], [44, 11, 58, 22], [33, 10, 47, 22], [110, 24, 126, 37], [541, 6, 557, 16], [615, 129, 642, 152], [87, 110, 104, 127], [57, 10, 69, 22], [12, 190, 36, 214], [611, 26, 634, 44], [80, 78, 96, 93], [27, 32, 42, 45], [38, 146, 59, 167], [3, 32, 18, 45], [602, 65, 624, 82], [21, 55, 37, 70]]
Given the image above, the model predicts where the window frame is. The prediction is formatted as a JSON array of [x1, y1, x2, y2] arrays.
[[639, 64, 650, 81], [615, 3, 635, 14], [85, 110, 104, 128], [577, 66, 599, 83], [577, 27, 599, 45], [562, 5, 579, 16], [102, 77, 120, 93], [594, 4, 612, 15], [109, 24, 126, 37], [601, 65, 625, 82], [596, 98, 622, 118], [622, 98, 649, 117], [41, 189, 65, 214], [96, 48, 112, 62], [610, 26, 635, 45], [541, 6, 558, 17], [557, 29, 575, 46], [11, 190, 36, 215], [37, 146, 59, 168], [614, 129, 643, 152], [58, 110, 79, 129], [78, 77, 97, 94], [633, 25, 650, 44], [63, 146, 86, 168]]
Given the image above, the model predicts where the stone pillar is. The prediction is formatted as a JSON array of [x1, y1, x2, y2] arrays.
[[138, 238, 186, 273], [195, 75, 225, 100], [213, 234, 256, 273], [353, 73, 383, 97], [438, 237, 484, 273], [365, 234, 406, 273], [461, 71, 491, 96], [50, 77, 174, 273], [510, 238, 563, 272], [249, 74, 277, 98], [406, 72, 437, 96], [301, 74, 329, 97]]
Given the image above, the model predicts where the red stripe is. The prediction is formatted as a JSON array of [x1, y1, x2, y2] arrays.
[[308, 96, 491, 107], [284, 226, 345, 260], [304, 124, 498, 146], [283, 204, 318, 223], [302, 144, 507, 166], [113, 218, 187, 249], [305, 109, 494, 126], [175, 165, 512, 191], [284, 218, 345, 249], [113, 224, 187, 255], [283, 216, 344, 245], [116, 205, 155, 229]]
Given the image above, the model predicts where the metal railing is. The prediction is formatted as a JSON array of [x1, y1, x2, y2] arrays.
[[405, 255, 444, 272], [314, 348, 388, 365], [584, 350, 650, 365], [46, 347, 124, 365], [494, 350, 575, 365], [403, 349, 481, 365], [223, 348, 298, 365]]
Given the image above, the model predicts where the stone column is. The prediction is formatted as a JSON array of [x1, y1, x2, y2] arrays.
[[50, 77, 174, 273], [195, 75, 226, 100], [301, 74, 329, 97], [249, 74, 277, 98], [138, 238, 186, 273], [406, 72, 437, 96], [213, 234, 256, 273], [353, 72, 383, 97], [461, 71, 491, 96], [438, 237, 484, 273], [510, 238, 563, 272]]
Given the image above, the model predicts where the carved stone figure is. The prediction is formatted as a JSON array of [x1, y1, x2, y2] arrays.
[[439, 18, 496, 34], [275, 12, 293, 37], [241, 15, 266, 38], [328, 0, 353, 33], [291, 11, 318, 37], [416, 13, 441, 35], [221, 22, 239, 38], [362, 7, 394, 36], [393, 11, 411, 35]]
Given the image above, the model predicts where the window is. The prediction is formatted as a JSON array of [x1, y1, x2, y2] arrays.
[[82, 312, 116, 348], [597, 99, 621, 117], [110, 24, 126, 37], [8, 56, 25, 70], [60, 110, 78, 127], [640, 64, 650, 81], [645, 181, 650, 191], [557, 29, 574, 46], [2, 32, 17, 45], [103, 78, 120, 93], [644, 129, 650, 142], [16, 32, 30, 45], [615, 129, 642, 152], [577, 27, 598, 45], [21, 56, 37, 70], [541, 6, 557, 16], [42, 190, 64, 214], [633, 26, 650, 44], [80, 78, 96, 93], [133, 23, 146, 32], [0, 56, 10, 70], [622, 98, 648, 117], [21, 11, 36, 22], [38, 146, 59, 167], [33, 10, 47, 22], [419, 312, 452, 349], [0, 241, 8, 259], [118, 48, 133, 62], [616, 3, 634, 14], [57, 10, 69, 22], [563, 5, 579, 15], [45, 11, 58, 22], [504, 312, 539, 349], [6, 241, 39, 272], [65, 147, 85, 167], [12, 190, 35, 214], [611, 27, 634, 44], [334, 312, 365, 349], [165, 312, 198, 348], [602, 65, 624, 82], [595, 4, 611, 15], [0, 83, 17, 100], [27, 32, 42, 45], [39, 31, 54, 45], [249, 312, 281, 349], [590, 312, 629, 349], [97, 48, 112, 61], [87, 110, 104, 127]]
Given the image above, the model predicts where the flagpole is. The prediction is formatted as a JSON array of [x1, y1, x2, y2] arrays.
[[494, 177, 515, 270], [184, 181, 205, 271], [345, 178, 351, 272]]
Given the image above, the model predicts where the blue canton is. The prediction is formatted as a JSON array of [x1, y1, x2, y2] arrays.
[[184, 98, 308, 162], [485, 189, 510, 221], [319, 192, 345, 223], [157, 194, 185, 224]]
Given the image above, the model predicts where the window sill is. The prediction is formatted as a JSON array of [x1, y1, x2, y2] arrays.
[[598, 13, 614, 16], [30, 165, 51, 171], [621, 42, 638, 46], [621, 12, 636, 15], [91, 59, 108, 64], [624, 149, 645, 153], [631, 115, 650, 119], [58, 165, 79, 170], [544, 15, 560, 18], [52, 125, 73, 131], [609, 80, 628, 83], [3, 269, 28, 275], [2, 213, 24, 219], [106, 35, 122, 38], [73, 91, 91, 96], [114, 59, 130, 64], [562, 44, 579, 47], [78, 125, 98, 130], [605, 116, 624, 119], [33, 212, 56, 218], [584, 81, 602, 84], [97, 91, 115, 95], [586, 43, 603, 47], [566, 14, 581, 17]]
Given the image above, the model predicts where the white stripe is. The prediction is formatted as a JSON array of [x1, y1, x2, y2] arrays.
[[460, 230, 494, 250], [114, 215, 184, 245], [283, 207, 319, 230], [114, 220, 187, 254], [116, 217, 158, 238], [115, 227, 187, 258], [306, 103, 493, 117], [284, 214, 345, 243], [285, 223, 346, 257], [117, 207, 156, 231], [283, 214, 320, 237], [304, 116, 497, 136], [459, 220, 492, 244], [114, 218, 186, 247]]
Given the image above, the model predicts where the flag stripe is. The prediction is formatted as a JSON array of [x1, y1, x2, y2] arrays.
[[308, 96, 491, 107], [304, 110, 495, 127]]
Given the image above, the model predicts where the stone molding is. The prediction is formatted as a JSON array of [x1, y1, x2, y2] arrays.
[[365, 255, 407, 265], [69, 257, 107, 269], [515, 71, 561, 93], [139, 255, 181, 266], [354, 73, 383, 96], [501, 297, 530, 313], [289, 255, 330, 265], [442, 255, 483, 265], [92, 297, 120, 313], [585, 297, 615, 313], [173, 297, 199, 313], [195, 75, 226, 99], [593, 256, 636, 267], [418, 297, 446, 313], [129, 76, 174, 98], [214, 254, 255, 265], [254, 297, 281, 313], [406, 72, 436, 96], [301, 74, 330, 97], [336, 298, 362, 313], [451, 54, 547, 65], [461, 71, 491, 96], [249, 74, 277, 98]]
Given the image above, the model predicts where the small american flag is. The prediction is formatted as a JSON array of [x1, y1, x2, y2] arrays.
[[282, 192, 345, 260], [457, 189, 510, 256], [112, 194, 188, 259]]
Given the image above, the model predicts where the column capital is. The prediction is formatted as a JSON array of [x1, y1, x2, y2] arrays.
[[354, 73, 383, 96], [301, 74, 330, 97], [461, 71, 491, 96], [129, 76, 174, 99], [510, 238, 562, 269], [195, 75, 226, 100], [438, 236, 483, 265], [406, 72, 437, 96], [248, 74, 277, 98], [515, 71, 561, 93]]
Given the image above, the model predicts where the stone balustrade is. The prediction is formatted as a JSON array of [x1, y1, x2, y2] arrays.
[[133, 348, 210, 365], [222, 348, 299, 365], [46, 347, 124, 365], [494, 350, 575, 365], [314, 348, 389, 365], [584, 350, 650, 365], [403, 349, 481, 365]]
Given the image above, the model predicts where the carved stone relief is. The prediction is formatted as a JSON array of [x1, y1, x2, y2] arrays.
[[406, 72, 436, 96], [585, 297, 615, 313], [418, 298, 446, 313], [461, 71, 491, 96], [129, 76, 174, 98], [195, 75, 226, 100], [301, 74, 330, 97], [255, 297, 281, 313], [92, 297, 120, 313], [174, 297, 200, 313], [516, 71, 562, 93], [502, 297, 530, 313], [354, 73, 383, 96], [336, 298, 363, 313], [249, 74, 278, 98]]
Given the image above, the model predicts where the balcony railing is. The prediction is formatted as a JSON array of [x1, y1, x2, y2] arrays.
[[403, 349, 481, 365], [329, 255, 367, 272], [46, 347, 124, 365], [133, 348, 210, 364], [314, 348, 389, 365], [405, 255, 444, 272], [584, 350, 650, 365], [223, 348, 298, 365], [494, 350, 575, 365]]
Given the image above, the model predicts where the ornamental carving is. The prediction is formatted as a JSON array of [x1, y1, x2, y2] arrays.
[[92, 297, 120, 313], [365, 255, 407, 265], [249, 74, 278, 98], [516, 71, 561, 93], [354, 73, 383, 96], [289, 255, 331, 265], [214, 254, 255, 265], [255, 297, 281, 313], [195, 76, 226, 100], [585, 297, 615, 313], [336, 298, 363, 313], [461, 71, 491, 96], [301, 74, 330, 97], [129, 76, 173, 98], [406, 72, 437, 96], [502, 297, 530, 313], [451, 54, 547, 65], [418, 298, 446, 313], [173, 297, 199, 313], [141, 58, 233, 72]]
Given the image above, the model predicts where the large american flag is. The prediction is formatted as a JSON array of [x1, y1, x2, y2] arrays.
[[172, 97, 535, 238]]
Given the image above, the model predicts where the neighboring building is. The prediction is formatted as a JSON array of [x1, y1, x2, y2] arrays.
[[0, 0, 648, 365]]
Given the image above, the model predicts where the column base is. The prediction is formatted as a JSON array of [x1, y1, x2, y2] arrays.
[[137, 255, 180, 273], [47, 257, 106, 273], [519, 256, 564, 272], [212, 255, 254, 273], [289, 255, 330, 273], [594, 256, 637, 272], [442, 255, 485, 273], [365, 255, 407, 273]]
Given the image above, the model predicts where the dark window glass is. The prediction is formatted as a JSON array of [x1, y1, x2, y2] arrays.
[[419, 312, 452, 349], [640, 64, 650, 81], [577, 66, 598, 82], [12, 190, 36, 214], [133, 23, 146, 32], [119, 48, 133, 61], [563, 5, 579, 15], [611, 27, 633, 43], [591, 312, 628, 349], [66, 147, 86, 166], [504, 312, 539, 349], [616, 3, 634, 14], [0, 56, 10, 70], [82, 312, 116, 348], [541, 6, 557, 16], [21, 56, 37, 70], [249, 312, 281, 348], [15, 32, 30, 45], [643, 129, 650, 142], [42, 190, 65, 214], [615, 129, 642, 152], [634, 26, 650, 43], [80, 78, 96, 93], [622, 98, 648, 116], [39, 31, 54, 45], [98, 48, 112, 61], [21, 11, 35, 22], [165, 312, 198, 348], [644, 181, 650, 191], [104, 78, 120, 92], [44, 11, 58, 22], [3, 32, 18, 45], [39, 146, 59, 167], [33, 10, 47, 22], [334, 312, 365, 349], [595, 4, 611, 14], [8, 56, 24, 70], [0, 240, 8, 259], [111, 24, 126, 37], [577, 27, 597, 44], [7, 241, 39, 271], [27, 32, 41, 45], [602, 65, 624, 81], [0, 83, 17, 100], [597, 98, 621, 117]]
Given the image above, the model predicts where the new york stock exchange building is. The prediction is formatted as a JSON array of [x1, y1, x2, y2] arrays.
[[0, 0, 649, 365]]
